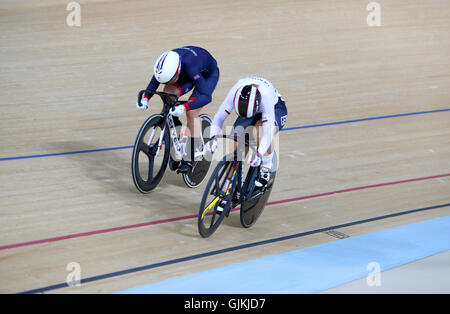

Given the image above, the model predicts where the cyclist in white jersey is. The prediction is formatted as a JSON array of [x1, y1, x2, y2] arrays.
[[207, 77, 288, 188]]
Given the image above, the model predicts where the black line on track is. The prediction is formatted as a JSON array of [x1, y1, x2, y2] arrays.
[[18, 202, 450, 294]]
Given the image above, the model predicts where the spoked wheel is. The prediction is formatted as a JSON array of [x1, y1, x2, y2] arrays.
[[131, 114, 170, 193], [182, 114, 213, 188], [198, 159, 236, 238]]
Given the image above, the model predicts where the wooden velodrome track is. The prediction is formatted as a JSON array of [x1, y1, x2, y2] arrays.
[[0, 0, 449, 294]]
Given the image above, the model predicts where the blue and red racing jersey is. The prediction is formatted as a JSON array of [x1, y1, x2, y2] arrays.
[[145, 46, 219, 110]]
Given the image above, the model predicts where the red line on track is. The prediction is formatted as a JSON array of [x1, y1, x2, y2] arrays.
[[1, 173, 449, 251], [267, 173, 450, 206]]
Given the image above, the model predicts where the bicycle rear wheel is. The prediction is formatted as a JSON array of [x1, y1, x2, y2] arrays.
[[131, 114, 170, 193], [240, 153, 278, 228], [182, 114, 213, 188], [198, 159, 237, 238], [240, 171, 276, 228]]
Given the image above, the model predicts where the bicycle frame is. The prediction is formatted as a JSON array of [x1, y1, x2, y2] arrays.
[[138, 89, 187, 160], [207, 134, 259, 212], [166, 114, 186, 160]]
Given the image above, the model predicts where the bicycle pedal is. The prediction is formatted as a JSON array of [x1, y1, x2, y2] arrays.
[[216, 200, 230, 216], [232, 192, 240, 204], [168, 156, 180, 171], [194, 150, 205, 160], [177, 160, 194, 174]]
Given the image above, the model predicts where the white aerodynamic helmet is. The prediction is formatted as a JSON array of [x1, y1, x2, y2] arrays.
[[153, 51, 181, 84]]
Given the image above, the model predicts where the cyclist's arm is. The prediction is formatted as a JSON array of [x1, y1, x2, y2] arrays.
[[257, 99, 276, 156], [210, 101, 233, 138], [143, 76, 160, 100], [210, 85, 237, 138]]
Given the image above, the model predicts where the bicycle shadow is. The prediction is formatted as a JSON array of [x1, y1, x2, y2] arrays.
[[44, 140, 198, 211], [173, 214, 242, 239], [159, 167, 189, 188]]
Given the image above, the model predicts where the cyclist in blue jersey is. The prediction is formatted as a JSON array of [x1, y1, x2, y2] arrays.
[[137, 46, 220, 173]]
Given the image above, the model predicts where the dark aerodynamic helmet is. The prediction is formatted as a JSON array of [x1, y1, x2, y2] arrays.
[[233, 84, 261, 118]]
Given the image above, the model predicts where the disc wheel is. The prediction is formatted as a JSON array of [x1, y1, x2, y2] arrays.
[[131, 114, 170, 193]]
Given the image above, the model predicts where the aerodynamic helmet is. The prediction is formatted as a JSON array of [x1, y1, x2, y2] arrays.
[[153, 51, 181, 84], [234, 84, 261, 118]]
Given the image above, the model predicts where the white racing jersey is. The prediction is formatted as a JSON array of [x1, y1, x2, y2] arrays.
[[210, 77, 281, 155]]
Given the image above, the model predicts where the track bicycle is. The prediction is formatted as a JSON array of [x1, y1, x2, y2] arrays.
[[132, 90, 212, 192], [198, 134, 277, 237]]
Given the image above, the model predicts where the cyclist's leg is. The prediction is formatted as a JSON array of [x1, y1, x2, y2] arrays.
[[163, 82, 192, 171], [162, 83, 185, 130], [185, 69, 219, 139], [162, 84, 181, 97], [232, 114, 260, 159], [179, 107, 204, 175], [269, 97, 287, 171], [164, 72, 195, 97], [255, 98, 287, 171], [178, 101, 202, 172], [251, 98, 287, 187], [230, 115, 259, 195], [185, 107, 202, 142], [232, 113, 277, 170], [182, 70, 219, 167]]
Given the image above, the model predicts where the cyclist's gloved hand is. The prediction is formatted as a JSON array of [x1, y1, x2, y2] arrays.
[[136, 97, 148, 110], [170, 104, 186, 117], [249, 151, 262, 167], [205, 137, 218, 153]]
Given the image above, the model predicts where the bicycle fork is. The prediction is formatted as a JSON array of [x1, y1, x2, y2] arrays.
[[153, 124, 166, 158], [200, 162, 240, 220]]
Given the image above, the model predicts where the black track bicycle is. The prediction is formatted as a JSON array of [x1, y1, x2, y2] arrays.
[[132, 90, 212, 193], [198, 134, 277, 238]]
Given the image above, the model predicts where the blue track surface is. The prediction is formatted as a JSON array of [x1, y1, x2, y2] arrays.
[[117, 216, 450, 294]]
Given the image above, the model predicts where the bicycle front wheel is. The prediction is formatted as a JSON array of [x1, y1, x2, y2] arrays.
[[198, 159, 236, 238], [131, 114, 170, 193]]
